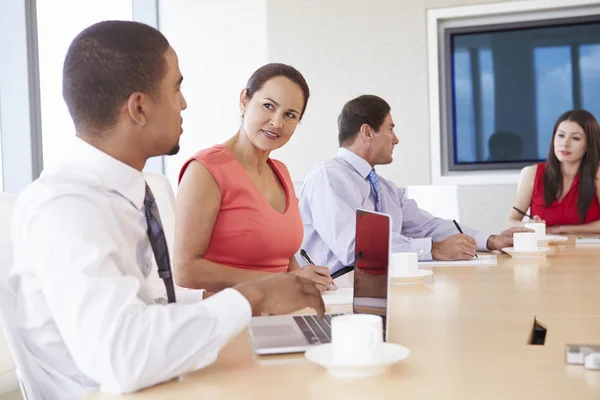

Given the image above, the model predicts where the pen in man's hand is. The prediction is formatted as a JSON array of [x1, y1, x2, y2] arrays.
[[300, 249, 336, 290], [512, 206, 533, 219], [452, 219, 478, 259]]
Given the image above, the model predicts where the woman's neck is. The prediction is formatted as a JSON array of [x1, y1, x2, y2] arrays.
[[560, 160, 581, 179], [225, 131, 271, 173]]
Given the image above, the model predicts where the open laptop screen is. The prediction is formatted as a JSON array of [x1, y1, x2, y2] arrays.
[[352, 209, 390, 323]]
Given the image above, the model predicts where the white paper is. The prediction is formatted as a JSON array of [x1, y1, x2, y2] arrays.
[[322, 287, 353, 306], [418, 254, 497, 267]]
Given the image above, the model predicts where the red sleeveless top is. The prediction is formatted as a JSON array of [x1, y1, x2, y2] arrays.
[[530, 163, 600, 226], [178, 145, 303, 272]]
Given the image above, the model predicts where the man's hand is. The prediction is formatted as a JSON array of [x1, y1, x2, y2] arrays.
[[234, 273, 325, 318], [431, 233, 476, 261], [486, 227, 533, 250], [289, 265, 333, 293]]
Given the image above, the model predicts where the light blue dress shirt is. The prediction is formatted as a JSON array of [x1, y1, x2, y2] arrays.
[[298, 148, 491, 273]]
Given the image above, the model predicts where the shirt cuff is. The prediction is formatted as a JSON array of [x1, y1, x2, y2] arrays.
[[410, 238, 433, 261], [174, 288, 206, 304], [201, 288, 252, 339], [474, 232, 493, 251]]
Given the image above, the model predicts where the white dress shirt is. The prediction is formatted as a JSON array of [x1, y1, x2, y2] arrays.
[[8, 137, 251, 398], [298, 148, 491, 273]]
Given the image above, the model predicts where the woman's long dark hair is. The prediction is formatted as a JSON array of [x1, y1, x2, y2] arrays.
[[543, 110, 600, 223]]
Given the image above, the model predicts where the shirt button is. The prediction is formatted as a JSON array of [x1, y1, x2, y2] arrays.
[[419, 249, 424, 254]]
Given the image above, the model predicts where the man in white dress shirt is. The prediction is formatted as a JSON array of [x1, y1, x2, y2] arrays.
[[299, 95, 527, 273], [8, 21, 324, 398]]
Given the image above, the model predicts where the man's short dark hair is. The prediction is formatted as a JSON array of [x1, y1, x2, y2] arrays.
[[62, 20, 170, 133], [337, 95, 391, 146]]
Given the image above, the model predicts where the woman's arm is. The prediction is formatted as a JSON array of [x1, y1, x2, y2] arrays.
[[287, 255, 300, 272], [174, 161, 271, 292], [506, 165, 538, 228], [547, 221, 600, 234]]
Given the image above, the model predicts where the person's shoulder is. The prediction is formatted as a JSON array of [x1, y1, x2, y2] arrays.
[[179, 145, 235, 185], [304, 157, 347, 181], [186, 145, 233, 165], [269, 158, 290, 174], [301, 157, 354, 195], [520, 164, 541, 180], [15, 168, 109, 225], [516, 164, 541, 192]]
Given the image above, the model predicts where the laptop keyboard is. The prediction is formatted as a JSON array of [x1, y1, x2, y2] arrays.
[[293, 313, 344, 345]]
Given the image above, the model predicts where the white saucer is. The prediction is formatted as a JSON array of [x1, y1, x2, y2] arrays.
[[305, 342, 410, 378], [502, 246, 551, 258], [389, 269, 433, 285]]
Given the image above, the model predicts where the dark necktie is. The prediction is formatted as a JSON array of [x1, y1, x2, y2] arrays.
[[144, 184, 176, 303]]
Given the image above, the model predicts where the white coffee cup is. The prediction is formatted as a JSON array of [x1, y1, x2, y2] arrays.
[[524, 222, 546, 238], [331, 314, 383, 365], [389, 252, 418, 277], [513, 232, 538, 252]]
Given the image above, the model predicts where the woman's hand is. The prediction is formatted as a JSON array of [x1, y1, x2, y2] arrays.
[[289, 265, 335, 293], [547, 225, 568, 234]]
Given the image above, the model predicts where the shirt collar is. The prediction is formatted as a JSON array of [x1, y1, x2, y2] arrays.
[[67, 136, 146, 210], [336, 148, 374, 179]]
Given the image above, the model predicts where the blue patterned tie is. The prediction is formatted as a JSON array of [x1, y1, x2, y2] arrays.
[[367, 170, 382, 212], [144, 184, 176, 303]]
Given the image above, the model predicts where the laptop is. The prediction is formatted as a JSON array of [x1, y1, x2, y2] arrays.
[[248, 209, 392, 355]]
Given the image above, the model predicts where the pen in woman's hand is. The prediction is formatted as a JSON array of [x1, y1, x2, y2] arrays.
[[300, 249, 336, 290], [512, 206, 533, 219]]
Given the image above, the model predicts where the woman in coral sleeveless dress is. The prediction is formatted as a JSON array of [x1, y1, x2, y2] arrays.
[[507, 109, 600, 234], [174, 63, 332, 293]]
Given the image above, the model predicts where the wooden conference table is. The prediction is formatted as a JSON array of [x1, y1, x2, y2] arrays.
[[91, 236, 600, 399]]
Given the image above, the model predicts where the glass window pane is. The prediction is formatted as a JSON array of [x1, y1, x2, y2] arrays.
[[479, 49, 495, 161], [453, 49, 476, 163], [580, 44, 600, 120], [534, 46, 573, 159], [36, 0, 132, 168]]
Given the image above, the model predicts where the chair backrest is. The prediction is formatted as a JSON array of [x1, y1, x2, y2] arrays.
[[0, 194, 17, 282], [144, 172, 176, 262], [406, 185, 460, 221], [0, 193, 19, 396], [0, 285, 44, 399]]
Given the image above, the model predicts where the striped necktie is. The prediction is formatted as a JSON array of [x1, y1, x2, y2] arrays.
[[367, 170, 382, 212], [144, 184, 176, 303]]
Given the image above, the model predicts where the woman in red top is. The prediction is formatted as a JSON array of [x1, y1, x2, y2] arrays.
[[507, 110, 600, 234], [174, 64, 332, 293]]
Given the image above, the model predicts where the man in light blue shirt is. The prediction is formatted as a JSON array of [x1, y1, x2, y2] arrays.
[[299, 95, 525, 273]]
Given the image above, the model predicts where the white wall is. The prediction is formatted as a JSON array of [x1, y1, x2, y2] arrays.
[[159, 0, 268, 186], [267, 0, 523, 233], [161, 0, 523, 233]]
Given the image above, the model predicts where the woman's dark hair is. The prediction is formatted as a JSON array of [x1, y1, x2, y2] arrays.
[[337, 95, 391, 146], [245, 63, 310, 119], [63, 21, 170, 132], [544, 109, 600, 222]]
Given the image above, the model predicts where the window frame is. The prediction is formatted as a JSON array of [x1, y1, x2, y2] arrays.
[[427, 0, 600, 185], [0, 0, 163, 195]]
